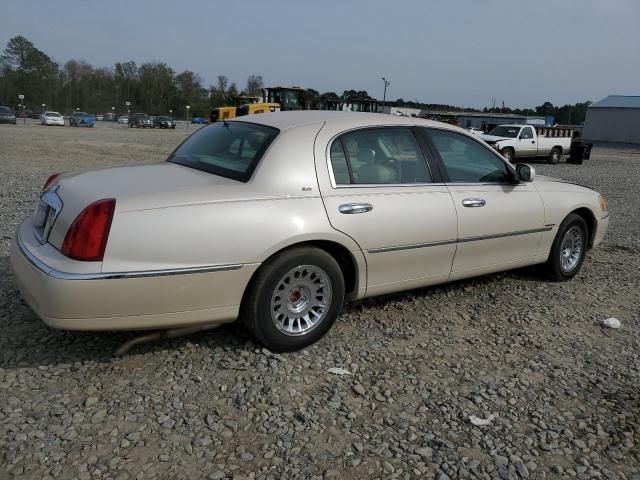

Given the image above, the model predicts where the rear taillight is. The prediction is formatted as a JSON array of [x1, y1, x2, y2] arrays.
[[61, 199, 116, 261], [43, 173, 61, 191]]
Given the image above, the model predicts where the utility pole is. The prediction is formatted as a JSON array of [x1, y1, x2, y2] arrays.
[[381, 77, 390, 112]]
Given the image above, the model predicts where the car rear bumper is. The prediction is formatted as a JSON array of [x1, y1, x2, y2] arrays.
[[11, 218, 258, 331]]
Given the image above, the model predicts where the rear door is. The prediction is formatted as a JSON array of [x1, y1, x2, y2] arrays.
[[421, 127, 546, 280], [314, 123, 458, 296]]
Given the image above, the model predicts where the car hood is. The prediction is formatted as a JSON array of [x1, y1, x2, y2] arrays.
[[47, 162, 275, 249], [533, 174, 595, 193]]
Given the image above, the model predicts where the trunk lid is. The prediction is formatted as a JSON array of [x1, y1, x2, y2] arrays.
[[45, 162, 262, 250]]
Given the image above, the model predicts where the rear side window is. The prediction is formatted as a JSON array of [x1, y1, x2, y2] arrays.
[[329, 127, 431, 185], [168, 121, 279, 182], [427, 129, 511, 183]]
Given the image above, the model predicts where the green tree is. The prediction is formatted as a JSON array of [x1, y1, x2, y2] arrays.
[[245, 74, 263, 97], [1, 35, 58, 108], [115, 60, 137, 105], [139, 62, 175, 113]]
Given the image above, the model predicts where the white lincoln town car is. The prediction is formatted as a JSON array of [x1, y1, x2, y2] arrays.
[[11, 111, 609, 351]]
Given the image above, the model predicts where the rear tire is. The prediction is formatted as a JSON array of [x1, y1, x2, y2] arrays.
[[548, 147, 562, 164], [241, 247, 345, 352], [543, 213, 588, 281]]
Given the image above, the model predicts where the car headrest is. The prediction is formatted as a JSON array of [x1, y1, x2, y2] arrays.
[[358, 148, 376, 164]]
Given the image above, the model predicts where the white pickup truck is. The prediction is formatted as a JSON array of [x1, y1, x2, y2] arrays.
[[481, 124, 575, 164]]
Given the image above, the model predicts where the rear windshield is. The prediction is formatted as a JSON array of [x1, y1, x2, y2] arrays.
[[168, 121, 279, 182]]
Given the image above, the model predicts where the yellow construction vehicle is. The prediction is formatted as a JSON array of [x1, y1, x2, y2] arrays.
[[209, 87, 309, 123], [236, 102, 280, 116], [209, 106, 237, 123], [209, 96, 258, 123], [263, 87, 308, 110]]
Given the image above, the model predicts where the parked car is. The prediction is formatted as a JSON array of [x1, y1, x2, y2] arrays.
[[31, 111, 44, 119], [41, 111, 65, 126], [467, 127, 484, 136], [480, 124, 580, 164], [69, 112, 95, 127], [129, 113, 153, 128], [0, 106, 17, 124], [96, 114, 104, 121], [153, 116, 176, 129], [117, 115, 129, 124], [10, 112, 609, 352], [191, 117, 208, 124]]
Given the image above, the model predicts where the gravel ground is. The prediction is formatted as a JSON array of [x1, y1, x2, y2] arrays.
[[1, 120, 639, 480]]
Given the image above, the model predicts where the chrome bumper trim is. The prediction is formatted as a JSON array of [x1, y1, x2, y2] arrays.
[[16, 223, 242, 281]]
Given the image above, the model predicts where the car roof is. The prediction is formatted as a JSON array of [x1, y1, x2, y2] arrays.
[[230, 110, 465, 134]]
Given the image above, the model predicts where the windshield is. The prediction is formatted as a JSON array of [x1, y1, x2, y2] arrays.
[[168, 121, 279, 182], [46, 112, 62, 117], [488, 126, 520, 138], [268, 90, 302, 110], [75, 112, 89, 116], [0, 107, 12, 113], [156, 116, 170, 121]]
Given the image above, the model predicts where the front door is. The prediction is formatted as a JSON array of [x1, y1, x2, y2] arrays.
[[314, 124, 458, 296], [517, 126, 537, 157], [422, 127, 545, 280]]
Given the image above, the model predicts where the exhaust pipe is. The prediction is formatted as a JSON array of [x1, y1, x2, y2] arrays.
[[114, 324, 221, 356]]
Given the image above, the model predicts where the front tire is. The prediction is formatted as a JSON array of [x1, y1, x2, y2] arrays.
[[501, 148, 514, 162], [241, 247, 345, 352], [543, 213, 588, 281]]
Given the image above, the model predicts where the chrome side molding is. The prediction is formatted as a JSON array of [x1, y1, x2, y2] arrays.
[[17, 227, 242, 281]]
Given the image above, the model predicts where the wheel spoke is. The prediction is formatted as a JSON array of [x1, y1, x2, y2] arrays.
[[270, 265, 333, 337], [559, 226, 584, 273]]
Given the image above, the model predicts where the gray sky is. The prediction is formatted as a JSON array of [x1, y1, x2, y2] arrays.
[[2, 0, 639, 108]]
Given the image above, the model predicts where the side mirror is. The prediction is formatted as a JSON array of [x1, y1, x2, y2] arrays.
[[515, 163, 536, 182]]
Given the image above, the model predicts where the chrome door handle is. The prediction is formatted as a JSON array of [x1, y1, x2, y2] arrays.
[[339, 203, 373, 214], [462, 198, 486, 207]]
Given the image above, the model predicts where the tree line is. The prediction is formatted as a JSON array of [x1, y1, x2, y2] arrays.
[[0, 36, 265, 117], [0, 35, 591, 123]]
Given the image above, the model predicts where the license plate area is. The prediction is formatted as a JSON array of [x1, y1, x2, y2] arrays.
[[34, 186, 63, 244], [34, 201, 51, 228]]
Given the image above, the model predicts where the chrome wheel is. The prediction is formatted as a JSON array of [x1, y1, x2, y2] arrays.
[[270, 265, 332, 336], [559, 225, 583, 273]]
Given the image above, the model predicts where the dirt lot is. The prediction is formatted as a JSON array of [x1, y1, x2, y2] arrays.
[[1, 120, 639, 480]]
